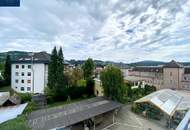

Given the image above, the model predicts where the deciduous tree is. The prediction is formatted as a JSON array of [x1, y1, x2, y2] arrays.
[[82, 58, 95, 79], [100, 66, 126, 102]]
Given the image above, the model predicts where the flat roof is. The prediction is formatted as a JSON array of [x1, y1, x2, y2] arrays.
[[135, 89, 190, 116], [28, 97, 122, 130]]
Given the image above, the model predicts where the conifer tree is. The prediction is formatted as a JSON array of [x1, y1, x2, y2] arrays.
[[47, 47, 58, 89], [56, 47, 65, 97], [3, 55, 11, 85]]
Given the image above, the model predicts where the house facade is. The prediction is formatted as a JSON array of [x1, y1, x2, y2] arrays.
[[11, 52, 49, 93], [126, 60, 190, 90]]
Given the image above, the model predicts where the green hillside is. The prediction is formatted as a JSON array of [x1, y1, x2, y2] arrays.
[[0, 51, 29, 63]]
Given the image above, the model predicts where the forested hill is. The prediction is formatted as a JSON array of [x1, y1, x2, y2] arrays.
[[129, 60, 190, 66], [0, 51, 29, 63], [1, 51, 190, 67]]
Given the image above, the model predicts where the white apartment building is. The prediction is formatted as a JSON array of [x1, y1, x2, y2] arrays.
[[11, 52, 49, 93]]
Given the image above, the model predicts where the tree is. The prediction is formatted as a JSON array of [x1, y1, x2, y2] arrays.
[[56, 47, 66, 97], [47, 47, 66, 101], [3, 55, 11, 85], [47, 47, 58, 89], [100, 66, 126, 102], [82, 58, 95, 97], [82, 58, 95, 79], [66, 68, 83, 87]]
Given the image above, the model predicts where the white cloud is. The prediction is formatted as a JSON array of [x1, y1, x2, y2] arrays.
[[0, 0, 190, 62]]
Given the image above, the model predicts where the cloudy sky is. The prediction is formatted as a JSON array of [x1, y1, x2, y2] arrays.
[[0, 0, 190, 63]]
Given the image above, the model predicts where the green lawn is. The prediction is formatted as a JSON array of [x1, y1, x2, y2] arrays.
[[0, 114, 30, 130]]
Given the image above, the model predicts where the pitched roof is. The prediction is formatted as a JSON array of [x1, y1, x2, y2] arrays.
[[0, 92, 10, 106], [163, 60, 184, 68], [12, 52, 50, 64], [28, 97, 122, 130]]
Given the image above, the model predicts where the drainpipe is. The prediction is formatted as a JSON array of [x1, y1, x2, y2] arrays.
[[31, 53, 34, 93], [178, 68, 180, 90]]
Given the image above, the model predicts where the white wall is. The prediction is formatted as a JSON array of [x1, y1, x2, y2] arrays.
[[11, 63, 47, 93], [33, 64, 45, 93]]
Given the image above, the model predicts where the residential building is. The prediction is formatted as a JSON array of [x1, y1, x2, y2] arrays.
[[126, 60, 190, 90], [11, 52, 49, 93]]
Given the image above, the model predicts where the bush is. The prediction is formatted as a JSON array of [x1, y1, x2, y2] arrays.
[[18, 93, 32, 103], [23, 101, 38, 113], [0, 80, 8, 88], [144, 85, 156, 95], [46, 86, 89, 103], [131, 104, 142, 114], [77, 79, 86, 87], [86, 78, 95, 97], [67, 86, 87, 99]]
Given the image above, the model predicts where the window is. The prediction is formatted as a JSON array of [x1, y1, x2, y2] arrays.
[[16, 65, 19, 69], [21, 80, 24, 83], [22, 65, 25, 69], [27, 87, 31, 91], [27, 72, 31, 76], [170, 72, 172, 76], [21, 72, 24, 76], [28, 65, 31, 69], [170, 80, 172, 84], [21, 87, 24, 91], [15, 72, 19, 76], [15, 79, 18, 83], [184, 77, 187, 80], [27, 80, 31, 84]]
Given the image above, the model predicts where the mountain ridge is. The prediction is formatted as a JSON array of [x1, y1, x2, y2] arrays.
[[0, 51, 190, 67]]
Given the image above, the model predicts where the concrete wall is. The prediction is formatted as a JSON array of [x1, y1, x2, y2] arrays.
[[94, 79, 104, 96]]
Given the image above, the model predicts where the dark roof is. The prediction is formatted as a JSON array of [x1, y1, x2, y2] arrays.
[[132, 66, 163, 73], [132, 60, 185, 73], [28, 97, 122, 130], [11, 52, 50, 64], [163, 60, 184, 68]]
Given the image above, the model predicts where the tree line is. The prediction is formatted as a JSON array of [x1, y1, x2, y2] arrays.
[[46, 47, 95, 102], [0, 55, 11, 87]]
